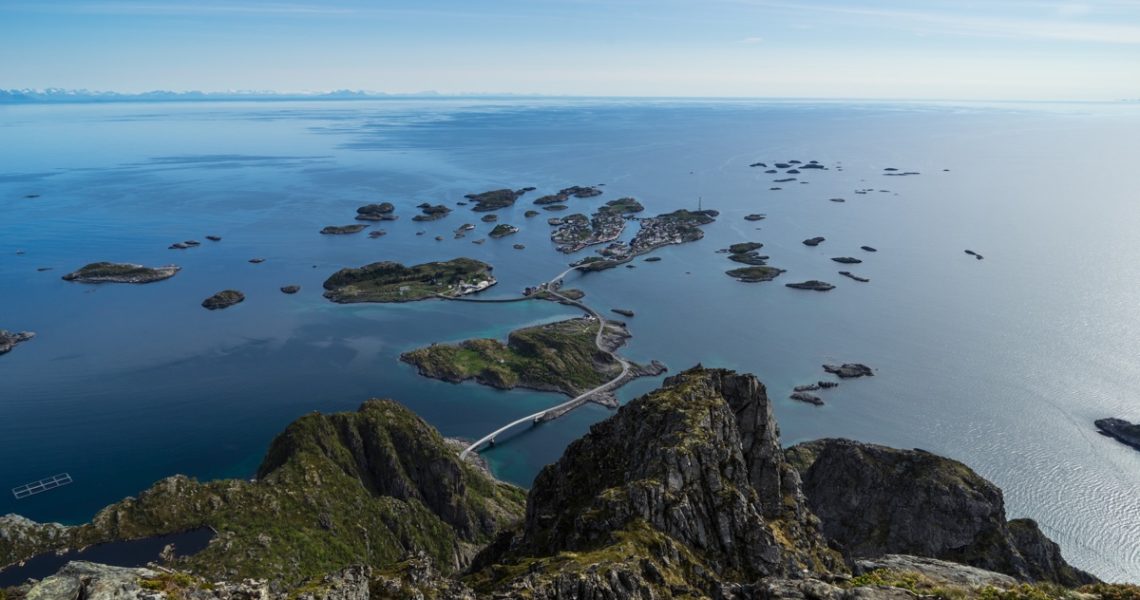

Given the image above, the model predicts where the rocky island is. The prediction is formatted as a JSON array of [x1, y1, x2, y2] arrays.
[[823, 362, 874, 378], [322, 257, 495, 303], [725, 242, 770, 266], [786, 280, 835, 291], [1095, 417, 1140, 451], [791, 391, 824, 405], [319, 224, 368, 235], [488, 224, 518, 238], [0, 330, 34, 355], [201, 290, 245, 310], [465, 187, 533, 211], [401, 317, 652, 397], [550, 199, 643, 253], [61, 262, 181, 284], [839, 271, 870, 282], [355, 202, 396, 221], [534, 185, 604, 206], [0, 367, 1118, 599], [411, 203, 452, 221], [727, 265, 786, 282]]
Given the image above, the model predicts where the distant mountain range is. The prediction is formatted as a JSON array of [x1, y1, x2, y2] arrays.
[[0, 89, 534, 104]]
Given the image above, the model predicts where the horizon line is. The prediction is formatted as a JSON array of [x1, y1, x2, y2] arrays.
[[2, 89, 1137, 105]]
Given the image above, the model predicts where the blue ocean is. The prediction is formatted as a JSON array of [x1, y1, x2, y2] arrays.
[[1, 98, 1138, 580]]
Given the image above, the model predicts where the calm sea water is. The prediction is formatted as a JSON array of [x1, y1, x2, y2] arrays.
[[1, 98, 1138, 581]]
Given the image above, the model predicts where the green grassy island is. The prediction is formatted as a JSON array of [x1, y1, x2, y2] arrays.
[[400, 317, 628, 396], [322, 258, 495, 303]]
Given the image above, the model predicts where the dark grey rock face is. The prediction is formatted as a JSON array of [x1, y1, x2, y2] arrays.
[[476, 366, 841, 594], [785, 439, 1096, 586]]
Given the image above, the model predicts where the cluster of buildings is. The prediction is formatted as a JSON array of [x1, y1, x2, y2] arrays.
[[550, 211, 628, 254]]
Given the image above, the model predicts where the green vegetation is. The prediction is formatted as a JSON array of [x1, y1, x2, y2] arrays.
[[533, 194, 565, 205], [139, 571, 204, 599], [655, 208, 717, 225], [1079, 583, 1140, 600], [598, 197, 644, 214], [531, 288, 586, 302], [467, 520, 708, 597], [11, 400, 525, 585], [842, 569, 1121, 600], [322, 258, 494, 303], [400, 317, 624, 396]]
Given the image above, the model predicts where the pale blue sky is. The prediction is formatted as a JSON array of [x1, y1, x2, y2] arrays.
[[1, 0, 1138, 99]]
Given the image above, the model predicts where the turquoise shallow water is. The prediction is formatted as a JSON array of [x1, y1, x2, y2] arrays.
[[1, 98, 1139, 580]]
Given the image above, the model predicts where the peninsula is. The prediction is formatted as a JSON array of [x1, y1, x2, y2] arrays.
[[322, 258, 495, 303]]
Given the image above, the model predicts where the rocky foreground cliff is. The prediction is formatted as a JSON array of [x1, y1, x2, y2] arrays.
[[2, 367, 1133, 600]]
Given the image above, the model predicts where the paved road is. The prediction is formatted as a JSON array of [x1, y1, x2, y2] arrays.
[[458, 273, 632, 460]]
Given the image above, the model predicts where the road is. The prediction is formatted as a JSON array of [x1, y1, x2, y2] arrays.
[[458, 270, 632, 460]]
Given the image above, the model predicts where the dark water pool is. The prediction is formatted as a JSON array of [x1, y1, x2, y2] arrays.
[[0, 527, 214, 587]]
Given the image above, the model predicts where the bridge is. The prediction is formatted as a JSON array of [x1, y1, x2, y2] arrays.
[[454, 265, 639, 459]]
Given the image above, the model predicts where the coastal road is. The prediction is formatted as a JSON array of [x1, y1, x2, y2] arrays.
[[458, 283, 632, 460]]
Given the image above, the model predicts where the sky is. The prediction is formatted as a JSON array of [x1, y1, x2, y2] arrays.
[[1, 0, 1138, 100]]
